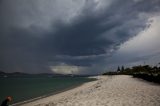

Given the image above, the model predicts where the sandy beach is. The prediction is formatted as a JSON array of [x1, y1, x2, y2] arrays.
[[20, 75, 160, 106]]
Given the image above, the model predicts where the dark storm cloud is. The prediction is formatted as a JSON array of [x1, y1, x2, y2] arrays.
[[44, 17, 112, 56], [0, 27, 51, 73], [42, 0, 160, 64], [0, 0, 160, 73]]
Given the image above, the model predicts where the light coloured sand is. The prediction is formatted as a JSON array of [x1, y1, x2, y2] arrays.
[[20, 75, 160, 106]]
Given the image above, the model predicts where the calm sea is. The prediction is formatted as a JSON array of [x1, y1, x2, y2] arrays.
[[0, 76, 95, 105]]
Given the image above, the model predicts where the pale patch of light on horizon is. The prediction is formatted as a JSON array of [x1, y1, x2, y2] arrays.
[[50, 63, 81, 74]]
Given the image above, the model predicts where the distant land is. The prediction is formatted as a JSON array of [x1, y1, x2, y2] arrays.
[[0, 71, 92, 78]]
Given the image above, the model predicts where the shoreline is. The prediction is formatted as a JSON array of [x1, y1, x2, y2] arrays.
[[19, 76, 99, 106], [20, 75, 160, 106], [11, 77, 97, 106], [11, 83, 83, 106]]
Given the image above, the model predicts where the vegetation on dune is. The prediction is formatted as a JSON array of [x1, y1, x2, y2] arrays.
[[103, 63, 160, 84]]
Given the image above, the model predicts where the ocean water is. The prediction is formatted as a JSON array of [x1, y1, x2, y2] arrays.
[[0, 76, 95, 105]]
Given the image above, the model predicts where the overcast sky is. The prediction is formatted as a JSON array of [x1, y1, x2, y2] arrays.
[[0, 0, 160, 74]]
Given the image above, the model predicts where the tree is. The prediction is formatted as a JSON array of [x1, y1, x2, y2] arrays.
[[117, 66, 121, 72], [121, 66, 125, 72]]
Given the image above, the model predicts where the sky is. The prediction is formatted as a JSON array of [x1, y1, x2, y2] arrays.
[[0, 0, 160, 74]]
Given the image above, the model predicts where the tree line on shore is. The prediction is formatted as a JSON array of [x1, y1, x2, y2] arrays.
[[103, 63, 160, 84]]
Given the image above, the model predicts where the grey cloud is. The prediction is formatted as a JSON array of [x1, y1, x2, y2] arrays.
[[0, 0, 160, 74]]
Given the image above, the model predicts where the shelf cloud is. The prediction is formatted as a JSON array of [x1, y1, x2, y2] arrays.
[[0, 0, 160, 74]]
